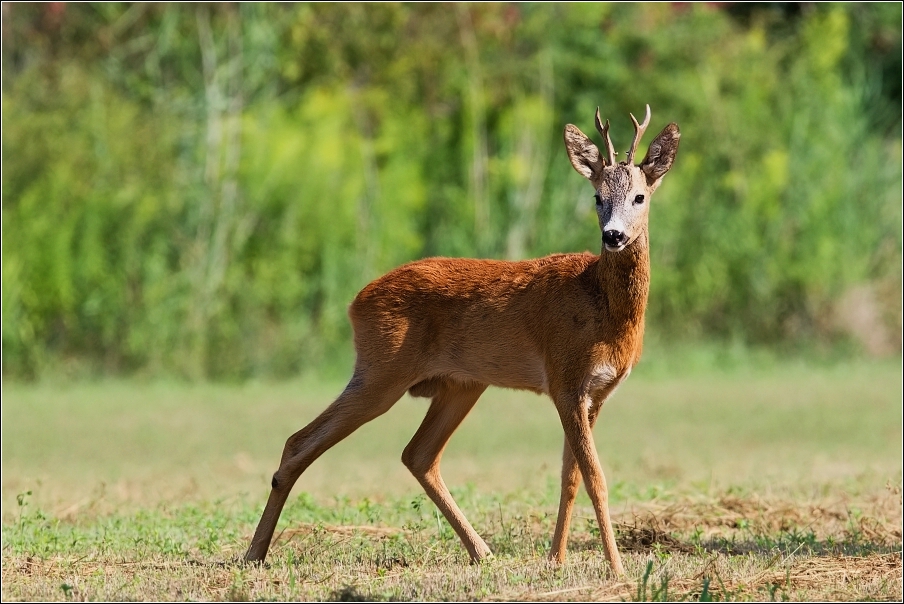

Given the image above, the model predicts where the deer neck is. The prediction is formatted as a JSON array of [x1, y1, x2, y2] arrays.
[[596, 227, 650, 331]]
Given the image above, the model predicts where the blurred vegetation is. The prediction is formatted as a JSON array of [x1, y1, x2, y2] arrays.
[[2, 3, 901, 380]]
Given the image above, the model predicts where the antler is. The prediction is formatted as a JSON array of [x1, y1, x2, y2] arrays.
[[626, 104, 651, 165], [594, 107, 617, 166]]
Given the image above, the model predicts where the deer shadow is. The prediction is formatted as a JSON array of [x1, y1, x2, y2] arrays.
[[566, 524, 900, 558]]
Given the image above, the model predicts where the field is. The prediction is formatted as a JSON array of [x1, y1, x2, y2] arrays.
[[2, 359, 902, 600]]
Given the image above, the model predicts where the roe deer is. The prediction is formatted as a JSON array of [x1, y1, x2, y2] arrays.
[[244, 105, 680, 576]]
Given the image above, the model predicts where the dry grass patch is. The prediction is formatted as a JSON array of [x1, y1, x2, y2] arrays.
[[619, 487, 903, 551]]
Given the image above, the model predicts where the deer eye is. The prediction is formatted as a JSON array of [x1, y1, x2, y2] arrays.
[[633, 194, 645, 205], [594, 193, 603, 207]]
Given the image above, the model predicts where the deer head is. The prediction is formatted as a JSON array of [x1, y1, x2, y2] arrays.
[[564, 105, 680, 252]]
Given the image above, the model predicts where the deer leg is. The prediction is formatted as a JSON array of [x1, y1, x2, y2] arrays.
[[553, 398, 625, 576], [402, 380, 490, 562], [244, 370, 408, 563], [549, 401, 603, 563]]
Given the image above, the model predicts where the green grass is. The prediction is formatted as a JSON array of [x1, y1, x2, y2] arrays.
[[3, 358, 900, 510], [2, 359, 902, 600]]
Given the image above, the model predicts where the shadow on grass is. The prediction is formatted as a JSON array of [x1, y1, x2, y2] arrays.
[[566, 527, 900, 558], [696, 533, 902, 557], [328, 585, 393, 602]]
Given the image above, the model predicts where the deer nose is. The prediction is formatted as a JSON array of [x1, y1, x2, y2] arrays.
[[603, 229, 626, 248]]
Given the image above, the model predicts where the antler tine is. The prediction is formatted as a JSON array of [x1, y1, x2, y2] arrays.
[[626, 104, 651, 165], [594, 106, 617, 166]]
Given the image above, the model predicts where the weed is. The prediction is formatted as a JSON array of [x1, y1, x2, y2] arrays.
[[636, 560, 655, 601]]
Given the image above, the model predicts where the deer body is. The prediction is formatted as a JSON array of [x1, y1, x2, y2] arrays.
[[245, 105, 680, 577], [353, 250, 647, 397]]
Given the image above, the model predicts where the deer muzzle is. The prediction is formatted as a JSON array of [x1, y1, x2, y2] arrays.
[[603, 229, 627, 251]]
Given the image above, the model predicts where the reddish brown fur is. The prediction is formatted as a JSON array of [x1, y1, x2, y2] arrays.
[[244, 107, 680, 577], [351, 250, 646, 397]]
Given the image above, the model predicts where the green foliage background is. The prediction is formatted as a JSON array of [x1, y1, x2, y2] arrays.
[[2, 3, 901, 379]]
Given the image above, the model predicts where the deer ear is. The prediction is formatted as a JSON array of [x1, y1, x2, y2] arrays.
[[564, 124, 604, 180], [640, 123, 680, 182]]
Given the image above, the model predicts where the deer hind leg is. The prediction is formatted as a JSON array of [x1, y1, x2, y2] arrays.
[[402, 379, 490, 562], [549, 399, 603, 563], [553, 395, 625, 576], [244, 368, 409, 563]]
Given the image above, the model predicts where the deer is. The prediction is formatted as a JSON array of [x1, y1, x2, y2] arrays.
[[244, 104, 680, 577]]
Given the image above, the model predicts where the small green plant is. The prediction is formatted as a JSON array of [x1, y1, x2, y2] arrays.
[[15, 490, 31, 523], [636, 560, 655, 601], [585, 517, 600, 539]]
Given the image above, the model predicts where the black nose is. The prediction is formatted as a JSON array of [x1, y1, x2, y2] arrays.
[[603, 230, 626, 247]]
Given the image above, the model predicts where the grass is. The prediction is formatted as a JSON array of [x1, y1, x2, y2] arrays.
[[2, 489, 900, 600], [2, 358, 902, 600]]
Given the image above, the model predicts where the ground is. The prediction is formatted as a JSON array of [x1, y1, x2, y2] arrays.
[[2, 359, 901, 600]]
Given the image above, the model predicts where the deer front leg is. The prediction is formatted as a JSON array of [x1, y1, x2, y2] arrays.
[[554, 397, 625, 576], [402, 380, 491, 562], [549, 400, 603, 563]]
